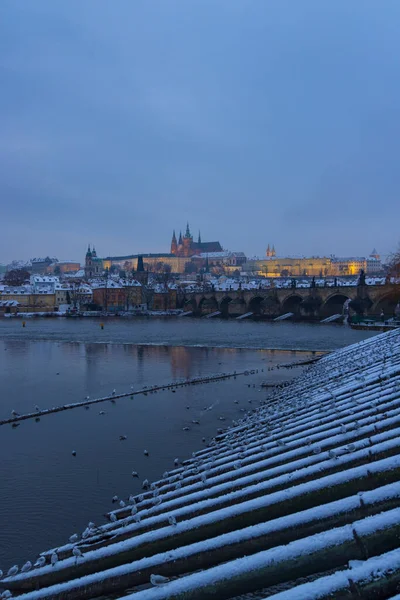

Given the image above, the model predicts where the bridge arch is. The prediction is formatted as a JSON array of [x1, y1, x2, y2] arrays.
[[248, 296, 265, 315], [198, 296, 219, 316], [371, 293, 400, 317], [320, 293, 351, 318], [183, 297, 197, 312], [281, 294, 303, 316]]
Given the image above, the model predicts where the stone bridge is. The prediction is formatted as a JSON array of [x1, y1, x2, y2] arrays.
[[178, 283, 400, 319]]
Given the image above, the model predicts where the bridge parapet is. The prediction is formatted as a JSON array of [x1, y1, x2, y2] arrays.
[[181, 283, 400, 320]]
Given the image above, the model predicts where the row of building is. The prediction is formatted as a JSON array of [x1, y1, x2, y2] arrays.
[[0, 274, 178, 315], [2, 223, 384, 280]]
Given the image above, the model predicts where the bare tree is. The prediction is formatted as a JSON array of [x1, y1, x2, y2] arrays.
[[4, 269, 30, 286], [388, 244, 400, 277]]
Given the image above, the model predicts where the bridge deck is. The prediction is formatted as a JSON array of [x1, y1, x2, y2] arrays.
[[2, 330, 400, 600]]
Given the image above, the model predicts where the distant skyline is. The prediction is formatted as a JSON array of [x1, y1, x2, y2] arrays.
[[1, 0, 400, 263]]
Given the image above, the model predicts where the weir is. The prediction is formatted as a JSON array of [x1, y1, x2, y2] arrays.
[[2, 329, 400, 600]]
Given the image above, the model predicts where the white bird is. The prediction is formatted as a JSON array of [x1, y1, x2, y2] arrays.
[[11, 410, 20, 417], [131, 471, 139, 478], [34, 557, 46, 568], [119, 500, 126, 508], [144, 449, 149, 456], [119, 435, 127, 441], [88, 522, 95, 529], [110, 513, 117, 523], [142, 479, 149, 489], [150, 574, 170, 586], [1, 591, 12, 599], [50, 552, 58, 567], [21, 561, 32, 573], [174, 458, 179, 466], [7, 565, 18, 577], [131, 505, 138, 516], [153, 496, 162, 506], [133, 513, 141, 523], [112, 389, 116, 396], [35, 405, 40, 412], [138, 494, 144, 502], [129, 494, 136, 503], [81, 528, 91, 539], [168, 515, 177, 526], [72, 547, 83, 560], [99, 410, 105, 415], [163, 471, 169, 479], [85, 396, 90, 400], [112, 495, 118, 503]]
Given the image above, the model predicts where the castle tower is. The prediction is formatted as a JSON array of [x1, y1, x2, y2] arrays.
[[170, 230, 178, 255], [370, 248, 380, 260], [266, 243, 271, 257], [271, 244, 276, 257]]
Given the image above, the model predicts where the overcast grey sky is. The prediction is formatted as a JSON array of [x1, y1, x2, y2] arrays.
[[1, 0, 399, 263]]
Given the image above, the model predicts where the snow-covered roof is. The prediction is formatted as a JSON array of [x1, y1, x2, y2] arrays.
[[31, 275, 60, 283], [0, 300, 20, 307], [63, 269, 85, 278]]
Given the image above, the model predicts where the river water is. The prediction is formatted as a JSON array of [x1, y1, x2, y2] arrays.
[[0, 318, 376, 573]]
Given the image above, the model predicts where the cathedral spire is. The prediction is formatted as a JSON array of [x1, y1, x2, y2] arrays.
[[178, 231, 183, 245], [171, 230, 178, 254], [185, 222, 191, 238], [198, 230, 201, 244]]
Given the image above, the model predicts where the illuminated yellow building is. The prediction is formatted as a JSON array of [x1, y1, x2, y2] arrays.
[[244, 257, 333, 277], [102, 254, 190, 274], [0, 291, 56, 312]]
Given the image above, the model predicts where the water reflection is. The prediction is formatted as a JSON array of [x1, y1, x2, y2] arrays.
[[0, 339, 316, 571]]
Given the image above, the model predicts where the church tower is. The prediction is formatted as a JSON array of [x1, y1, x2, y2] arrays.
[[183, 222, 193, 257], [170, 230, 178, 255], [266, 244, 271, 257], [85, 244, 93, 279], [271, 245, 276, 257]]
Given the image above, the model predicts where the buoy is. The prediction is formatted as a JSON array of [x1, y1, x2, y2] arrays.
[[100, 322, 104, 329], [22, 321, 26, 327]]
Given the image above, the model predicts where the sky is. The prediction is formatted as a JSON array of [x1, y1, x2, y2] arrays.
[[1, 0, 400, 264]]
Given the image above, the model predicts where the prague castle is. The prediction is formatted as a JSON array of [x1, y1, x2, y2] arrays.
[[85, 224, 224, 277]]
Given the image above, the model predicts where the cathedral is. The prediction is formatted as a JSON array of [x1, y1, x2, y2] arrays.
[[266, 244, 276, 258], [170, 223, 222, 257]]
